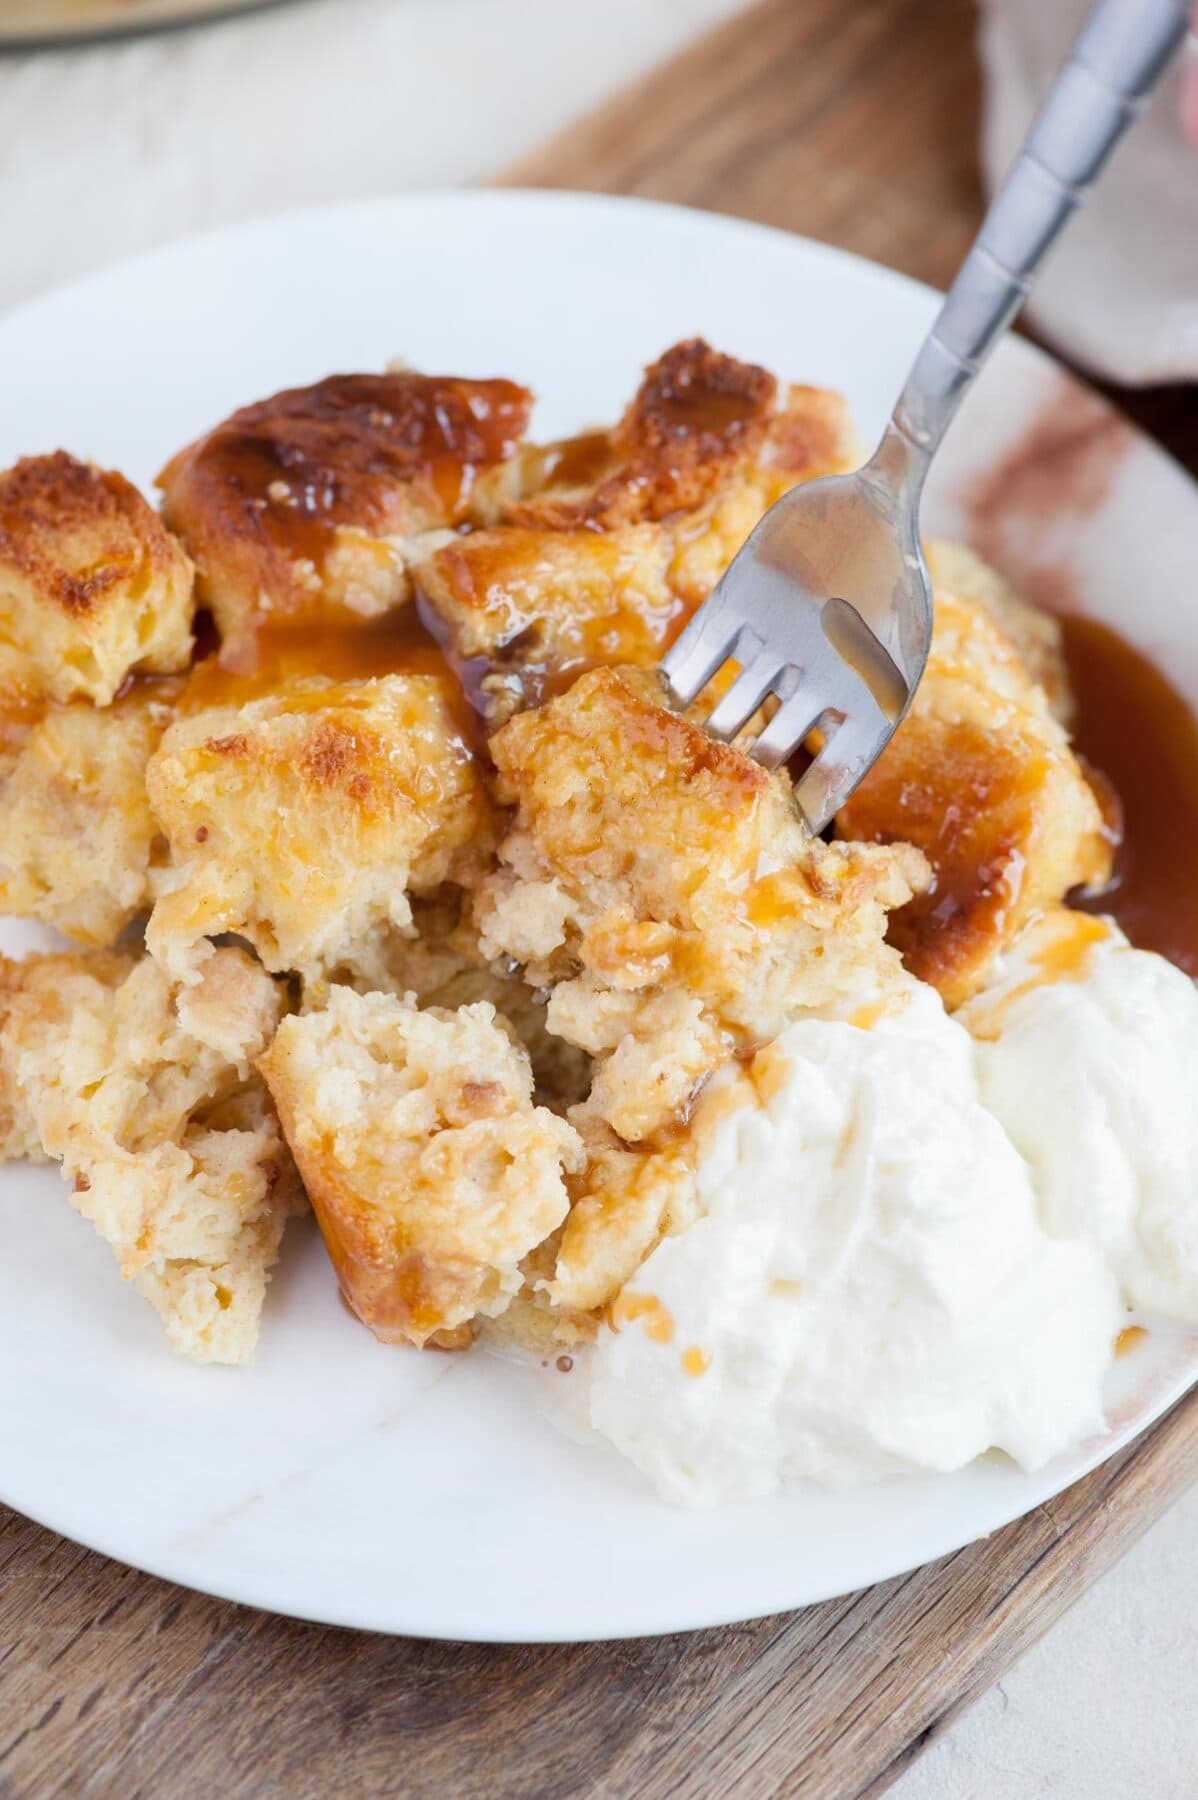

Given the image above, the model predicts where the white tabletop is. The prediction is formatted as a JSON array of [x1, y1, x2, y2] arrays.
[[1, 2, 1195, 1792]]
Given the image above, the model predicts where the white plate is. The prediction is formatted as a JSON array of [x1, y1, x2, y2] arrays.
[[2, 191, 1196, 1643]]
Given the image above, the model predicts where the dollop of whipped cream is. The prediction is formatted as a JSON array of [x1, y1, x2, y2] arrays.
[[590, 975, 1123, 1506], [959, 910, 1198, 1323]]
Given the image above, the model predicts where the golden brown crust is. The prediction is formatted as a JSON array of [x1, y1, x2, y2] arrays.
[[412, 350, 859, 723], [145, 671, 499, 986], [0, 453, 194, 705], [837, 588, 1111, 1008], [260, 988, 584, 1347], [159, 372, 532, 650], [923, 538, 1073, 722], [2, 340, 1125, 1368], [414, 522, 680, 719], [507, 339, 776, 530]]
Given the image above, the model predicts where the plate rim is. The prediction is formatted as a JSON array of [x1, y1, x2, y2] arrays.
[[5, 1327, 1197, 1644], [1, 185, 1194, 497]]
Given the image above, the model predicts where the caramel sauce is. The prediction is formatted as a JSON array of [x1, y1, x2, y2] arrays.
[[839, 712, 1051, 1007], [527, 429, 618, 495], [1115, 1324, 1147, 1358], [177, 605, 485, 756], [608, 1290, 676, 1343], [652, 380, 763, 441], [967, 912, 1113, 1042], [162, 373, 532, 569], [1027, 910, 1111, 981], [1064, 616, 1198, 975], [181, 609, 444, 711]]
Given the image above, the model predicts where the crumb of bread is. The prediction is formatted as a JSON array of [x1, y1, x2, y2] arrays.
[[0, 946, 302, 1364], [145, 672, 498, 988], [475, 665, 927, 1142], [547, 1114, 700, 1315], [0, 453, 194, 705], [329, 891, 592, 1112], [260, 986, 584, 1347], [546, 986, 723, 1146], [478, 1228, 598, 1351], [0, 680, 178, 945]]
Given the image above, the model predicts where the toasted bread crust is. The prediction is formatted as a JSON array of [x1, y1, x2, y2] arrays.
[[0, 341, 1131, 1367], [413, 346, 859, 722], [0, 453, 194, 704], [507, 339, 776, 530], [159, 372, 531, 648], [838, 588, 1111, 1007], [260, 989, 584, 1346]]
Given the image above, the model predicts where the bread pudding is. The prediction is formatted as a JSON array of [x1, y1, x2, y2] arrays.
[[145, 669, 497, 989], [413, 341, 860, 722], [159, 372, 532, 656], [1, 944, 299, 1363], [4, 338, 1197, 1509], [260, 988, 583, 1348], [0, 451, 194, 706], [0, 678, 178, 944]]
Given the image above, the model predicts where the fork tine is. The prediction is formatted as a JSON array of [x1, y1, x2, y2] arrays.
[[702, 649, 785, 740], [794, 707, 891, 832], [660, 613, 741, 706], [748, 684, 826, 770]]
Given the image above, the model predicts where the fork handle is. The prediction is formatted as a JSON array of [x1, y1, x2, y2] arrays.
[[891, 0, 1190, 456]]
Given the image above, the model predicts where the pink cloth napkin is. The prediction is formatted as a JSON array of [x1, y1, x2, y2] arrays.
[[979, 0, 1198, 384]]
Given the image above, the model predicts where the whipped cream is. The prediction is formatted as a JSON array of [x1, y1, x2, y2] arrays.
[[590, 979, 1121, 1506], [959, 911, 1198, 1324]]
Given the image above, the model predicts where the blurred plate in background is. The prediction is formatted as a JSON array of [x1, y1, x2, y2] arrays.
[[0, 0, 294, 48]]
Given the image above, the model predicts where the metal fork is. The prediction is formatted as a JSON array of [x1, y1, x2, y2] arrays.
[[663, 0, 1190, 832]]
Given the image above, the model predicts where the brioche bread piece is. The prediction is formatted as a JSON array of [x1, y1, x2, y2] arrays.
[[501, 338, 778, 530], [0, 453, 193, 705], [414, 342, 859, 722], [838, 574, 1111, 1009], [0, 946, 301, 1363], [476, 666, 927, 1144], [260, 987, 584, 1347], [924, 537, 1073, 722], [145, 672, 498, 987], [0, 679, 178, 945], [547, 1114, 699, 1316], [159, 372, 531, 654]]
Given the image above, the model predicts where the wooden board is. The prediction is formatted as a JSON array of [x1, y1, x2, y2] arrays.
[[502, 0, 1198, 477], [3, 2, 1197, 1793], [4, 1398, 1198, 1796]]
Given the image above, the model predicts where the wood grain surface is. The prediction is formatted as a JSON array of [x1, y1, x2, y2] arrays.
[[4, 2, 1197, 1795], [504, 0, 1198, 478]]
